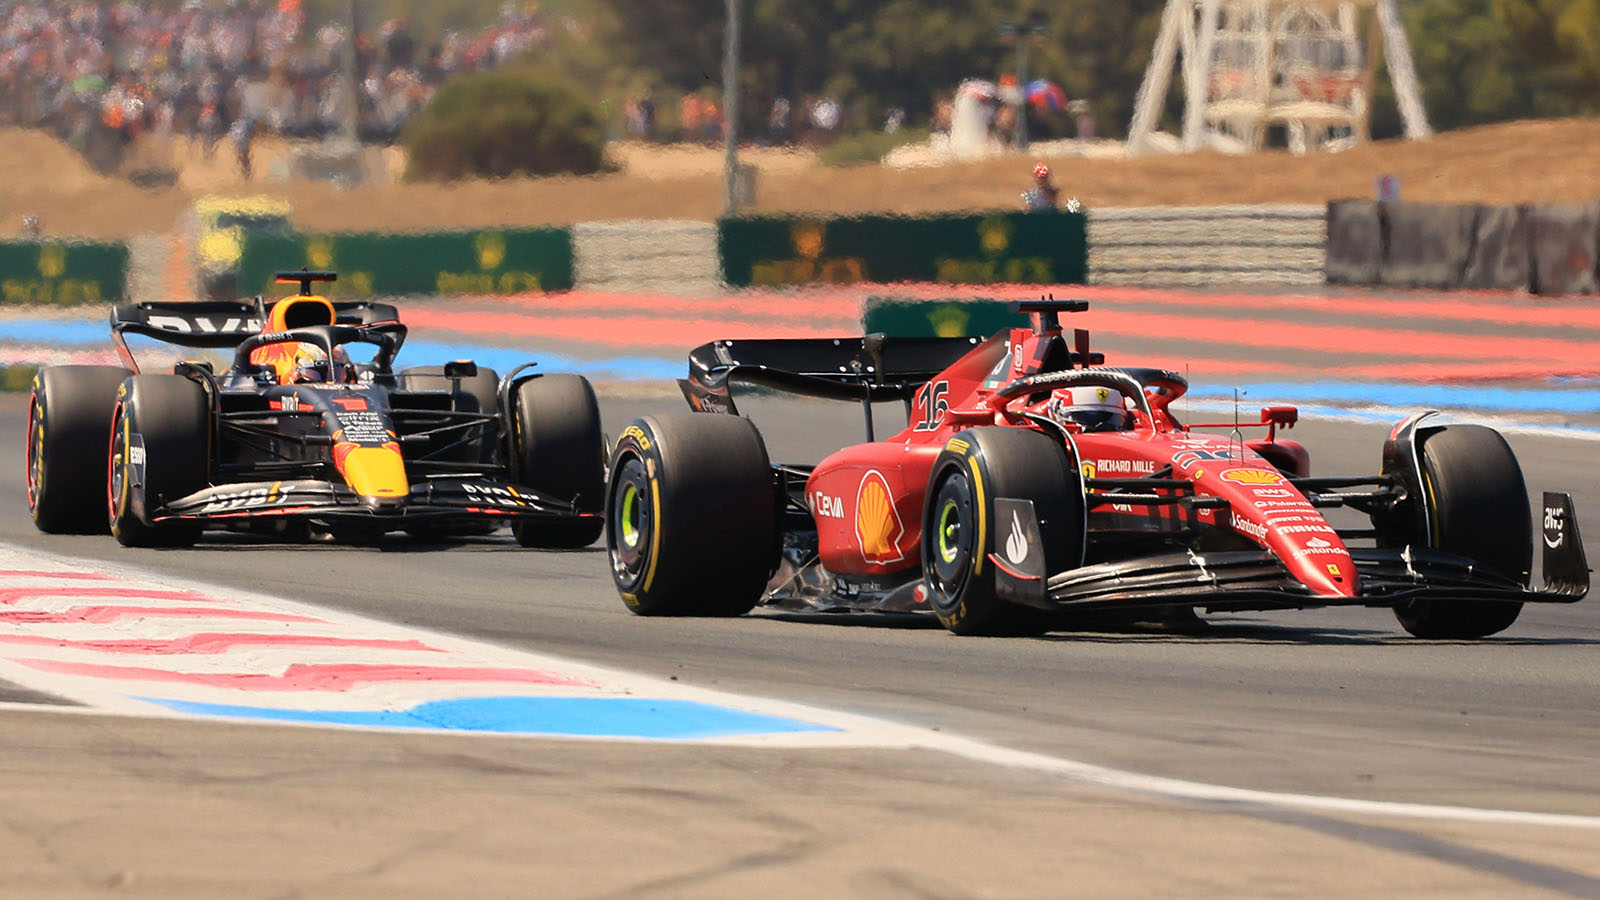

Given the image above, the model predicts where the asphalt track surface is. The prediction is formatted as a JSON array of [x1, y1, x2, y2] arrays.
[[3, 389, 1600, 898]]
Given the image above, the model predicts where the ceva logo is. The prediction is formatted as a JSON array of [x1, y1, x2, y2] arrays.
[[855, 470, 905, 565]]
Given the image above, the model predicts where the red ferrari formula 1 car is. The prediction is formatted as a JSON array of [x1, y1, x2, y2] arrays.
[[27, 270, 604, 547], [605, 298, 1588, 638]]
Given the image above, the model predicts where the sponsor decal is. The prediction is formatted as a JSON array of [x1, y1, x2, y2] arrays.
[[944, 437, 970, 455], [193, 483, 297, 515], [1004, 508, 1030, 565], [146, 314, 262, 334], [1222, 468, 1284, 486], [1278, 524, 1335, 535], [1087, 459, 1157, 475], [620, 425, 651, 451], [855, 470, 905, 565], [1307, 537, 1332, 548], [335, 410, 391, 445], [1544, 505, 1566, 549], [810, 492, 845, 519], [1234, 517, 1267, 541], [1254, 499, 1312, 509], [1327, 564, 1343, 577], [461, 483, 529, 506], [1291, 537, 1346, 559], [1080, 462, 1097, 479], [1175, 448, 1263, 470], [330, 396, 369, 412], [1253, 488, 1295, 498]]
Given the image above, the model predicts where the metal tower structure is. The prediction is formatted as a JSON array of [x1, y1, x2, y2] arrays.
[[1126, 0, 1430, 155]]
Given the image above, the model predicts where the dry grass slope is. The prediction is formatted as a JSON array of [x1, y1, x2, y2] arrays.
[[4, 118, 1598, 240]]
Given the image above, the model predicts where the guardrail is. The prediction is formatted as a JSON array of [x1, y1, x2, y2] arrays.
[[1087, 205, 1326, 287], [1327, 201, 1600, 295]]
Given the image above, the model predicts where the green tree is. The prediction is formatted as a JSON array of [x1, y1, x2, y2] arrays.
[[1493, 0, 1600, 110], [402, 68, 606, 180]]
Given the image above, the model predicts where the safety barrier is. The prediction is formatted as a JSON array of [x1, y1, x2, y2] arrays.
[[236, 227, 574, 298], [0, 239, 127, 305], [1088, 206, 1326, 286], [1325, 201, 1600, 295], [572, 220, 719, 295], [718, 210, 1088, 288]]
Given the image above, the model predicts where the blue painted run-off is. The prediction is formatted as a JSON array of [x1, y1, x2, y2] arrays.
[[137, 695, 839, 739], [7, 317, 1598, 413]]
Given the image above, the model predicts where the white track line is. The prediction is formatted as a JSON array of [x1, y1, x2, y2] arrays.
[[4, 541, 1599, 830]]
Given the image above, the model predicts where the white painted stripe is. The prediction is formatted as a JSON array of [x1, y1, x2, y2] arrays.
[[4, 541, 1599, 829]]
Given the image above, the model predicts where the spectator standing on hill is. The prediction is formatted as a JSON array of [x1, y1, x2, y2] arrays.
[[1022, 162, 1058, 212]]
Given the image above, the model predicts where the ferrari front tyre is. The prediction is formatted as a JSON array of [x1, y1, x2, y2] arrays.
[[1393, 424, 1530, 639], [922, 427, 1083, 636], [508, 374, 606, 549], [606, 414, 776, 616], [108, 375, 208, 548], [27, 365, 131, 533]]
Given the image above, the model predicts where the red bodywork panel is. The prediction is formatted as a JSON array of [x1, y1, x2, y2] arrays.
[[803, 325, 1355, 599]]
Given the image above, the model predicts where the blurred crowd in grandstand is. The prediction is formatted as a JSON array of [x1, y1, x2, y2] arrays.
[[0, 0, 555, 164]]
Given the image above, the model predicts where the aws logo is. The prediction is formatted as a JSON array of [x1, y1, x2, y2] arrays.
[[855, 469, 905, 565]]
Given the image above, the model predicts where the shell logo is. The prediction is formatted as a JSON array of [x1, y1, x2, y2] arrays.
[[1221, 468, 1284, 485], [855, 470, 905, 565]]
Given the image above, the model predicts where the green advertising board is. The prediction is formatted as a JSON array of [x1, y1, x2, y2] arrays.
[[719, 210, 1087, 287], [0, 240, 128, 305], [861, 297, 1028, 339], [236, 227, 574, 298]]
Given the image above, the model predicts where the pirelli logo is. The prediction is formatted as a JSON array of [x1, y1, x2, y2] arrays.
[[945, 438, 970, 455]]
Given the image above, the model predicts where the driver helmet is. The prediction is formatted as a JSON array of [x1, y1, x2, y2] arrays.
[[291, 344, 352, 384], [1047, 386, 1128, 432]]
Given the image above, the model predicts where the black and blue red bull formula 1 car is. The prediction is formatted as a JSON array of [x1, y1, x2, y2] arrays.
[[26, 270, 604, 547]]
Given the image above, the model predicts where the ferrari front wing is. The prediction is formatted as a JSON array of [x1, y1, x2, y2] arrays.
[[992, 492, 1589, 613]]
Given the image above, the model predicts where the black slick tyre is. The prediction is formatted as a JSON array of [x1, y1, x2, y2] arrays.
[[1393, 424, 1530, 639], [606, 413, 776, 616], [508, 374, 606, 549], [27, 365, 131, 533], [922, 427, 1083, 636], [108, 375, 208, 548]]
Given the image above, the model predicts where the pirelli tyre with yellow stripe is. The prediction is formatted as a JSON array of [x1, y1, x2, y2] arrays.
[[26, 270, 605, 548]]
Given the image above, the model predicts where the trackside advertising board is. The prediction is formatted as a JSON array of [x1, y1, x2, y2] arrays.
[[0, 240, 128, 305], [236, 227, 575, 297], [719, 210, 1088, 287]]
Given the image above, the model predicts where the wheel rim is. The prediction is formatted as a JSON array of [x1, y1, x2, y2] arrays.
[[25, 391, 42, 509], [925, 467, 976, 610], [608, 456, 651, 588], [107, 402, 127, 526], [618, 482, 642, 550]]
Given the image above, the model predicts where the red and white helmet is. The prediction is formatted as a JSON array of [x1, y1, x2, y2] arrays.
[[1047, 386, 1128, 432]]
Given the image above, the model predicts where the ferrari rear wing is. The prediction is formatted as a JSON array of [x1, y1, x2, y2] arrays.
[[679, 334, 1000, 414]]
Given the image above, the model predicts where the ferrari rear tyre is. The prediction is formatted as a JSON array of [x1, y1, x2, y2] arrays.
[[508, 374, 606, 549], [923, 427, 1083, 636], [606, 414, 776, 616], [27, 365, 131, 533], [1393, 424, 1530, 639], [108, 375, 208, 548]]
